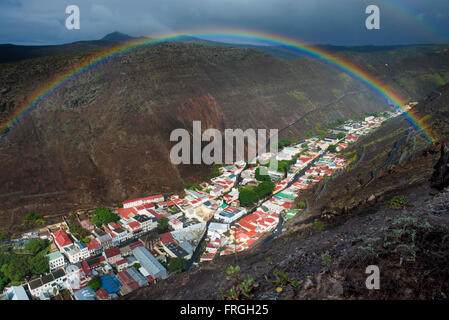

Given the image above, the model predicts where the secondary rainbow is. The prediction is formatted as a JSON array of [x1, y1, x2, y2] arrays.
[[0, 28, 433, 142]]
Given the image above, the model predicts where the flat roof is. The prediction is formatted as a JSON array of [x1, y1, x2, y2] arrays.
[[52, 268, 66, 279], [28, 278, 43, 290], [41, 274, 54, 285], [46, 251, 63, 261], [166, 243, 189, 258]]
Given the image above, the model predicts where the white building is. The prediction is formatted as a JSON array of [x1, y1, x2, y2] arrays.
[[276, 151, 292, 161], [123, 195, 164, 208], [207, 222, 230, 239], [46, 251, 66, 271], [132, 215, 157, 233], [282, 146, 301, 156], [1, 286, 29, 300], [168, 216, 183, 230], [214, 207, 246, 223], [62, 241, 90, 264], [27, 269, 67, 298]]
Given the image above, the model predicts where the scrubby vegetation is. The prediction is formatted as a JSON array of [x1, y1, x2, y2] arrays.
[[272, 269, 298, 293], [297, 201, 307, 209], [221, 265, 257, 300], [388, 195, 408, 210]]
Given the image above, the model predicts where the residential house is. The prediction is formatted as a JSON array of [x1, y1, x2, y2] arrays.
[[123, 195, 164, 208], [27, 269, 67, 298], [87, 238, 102, 256], [168, 216, 183, 230], [103, 247, 122, 265], [80, 219, 94, 232], [1, 286, 29, 300], [133, 214, 156, 233], [62, 241, 90, 264], [116, 259, 128, 272], [98, 233, 113, 250], [52, 230, 72, 251], [46, 251, 66, 271]]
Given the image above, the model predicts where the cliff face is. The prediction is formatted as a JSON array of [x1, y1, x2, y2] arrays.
[[0, 42, 448, 224]]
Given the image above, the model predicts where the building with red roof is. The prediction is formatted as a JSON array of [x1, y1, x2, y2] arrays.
[[116, 259, 128, 272], [117, 270, 139, 294], [80, 219, 94, 231], [123, 195, 164, 208], [117, 207, 137, 220], [103, 247, 121, 265], [96, 288, 110, 300], [146, 275, 154, 285], [126, 221, 142, 233], [53, 230, 72, 249], [147, 209, 163, 219], [129, 240, 144, 251], [236, 220, 256, 232], [159, 232, 174, 245]]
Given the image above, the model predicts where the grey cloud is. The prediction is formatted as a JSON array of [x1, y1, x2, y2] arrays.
[[0, 0, 447, 45]]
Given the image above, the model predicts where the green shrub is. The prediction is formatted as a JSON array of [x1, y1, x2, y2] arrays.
[[222, 265, 258, 300], [312, 220, 325, 232], [389, 195, 408, 210], [297, 201, 306, 209], [321, 253, 332, 266]]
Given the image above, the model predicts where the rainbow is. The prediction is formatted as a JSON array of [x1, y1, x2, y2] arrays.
[[0, 28, 433, 142]]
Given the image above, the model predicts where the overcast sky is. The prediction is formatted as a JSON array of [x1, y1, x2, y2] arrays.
[[0, 0, 448, 45]]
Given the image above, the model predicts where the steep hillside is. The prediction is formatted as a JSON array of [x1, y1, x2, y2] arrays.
[[0, 41, 449, 227], [127, 83, 449, 300]]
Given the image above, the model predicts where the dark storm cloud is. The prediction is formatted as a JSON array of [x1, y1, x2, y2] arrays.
[[0, 0, 448, 45]]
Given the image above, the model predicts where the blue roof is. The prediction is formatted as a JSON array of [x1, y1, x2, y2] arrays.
[[74, 287, 96, 300], [100, 274, 122, 294]]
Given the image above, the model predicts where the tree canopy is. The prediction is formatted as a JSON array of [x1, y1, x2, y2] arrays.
[[25, 238, 48, 255], [88, 276, 101, 291], [0, 250, 49, 290], [0, 231, 11, 243], [327, 145, 337, 153], [24, 212, 43, 222], [90, 207, 119, 227], [278, 139, 292, 149], [239, 181, 275, 207], [255, 167, 271, 182], [157, 217, 169, 232], [239, 188, 259, 207], [167, 257, 187, 274]]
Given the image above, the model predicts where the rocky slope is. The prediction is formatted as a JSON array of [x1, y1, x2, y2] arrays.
[[0, 41, 449, 227]]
